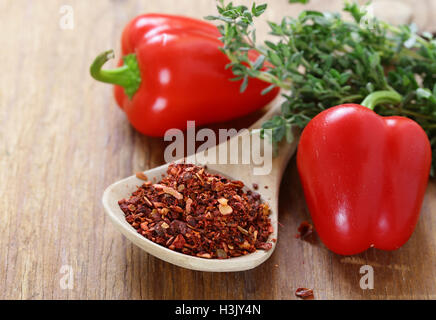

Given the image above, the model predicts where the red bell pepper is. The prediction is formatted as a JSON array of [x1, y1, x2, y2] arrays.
[[90, 14, 279, 136], [297, 91, 431, 255]]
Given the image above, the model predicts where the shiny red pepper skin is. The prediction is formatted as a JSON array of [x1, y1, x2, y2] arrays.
[[113, 14, 279, 136], [297, 104, 431, 255]]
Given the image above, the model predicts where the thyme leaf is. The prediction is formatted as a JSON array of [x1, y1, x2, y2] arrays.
[[208, 1, 436, 176]]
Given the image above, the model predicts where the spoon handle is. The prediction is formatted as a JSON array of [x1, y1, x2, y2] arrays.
[[190, 94, 299, 189], [248, 95, 300, 186]]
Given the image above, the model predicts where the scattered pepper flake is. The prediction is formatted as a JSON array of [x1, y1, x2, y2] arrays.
[[262, 203, 271, 216], [296, 221, 314, 241], [218, 203, 233, 215], [143, 195, 153, 207], [185, 198, 193, 214], [172, 234, 186, 249], [295, 288, 314, 300], [136, 172, 148, 181], [153, 184, 183, 200], [217, 198, 228, 205], [237, 225, 249, 235], [216, 249, 228, 259]]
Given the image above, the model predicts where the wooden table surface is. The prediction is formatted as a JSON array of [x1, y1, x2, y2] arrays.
[[1, 0, 436, 300]]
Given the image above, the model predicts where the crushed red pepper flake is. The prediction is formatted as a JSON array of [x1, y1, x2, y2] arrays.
[[295, 221, 314, 240], [118, 163, 273, 259], [136, 172, 148, 181], [295, 288, 314, 300]]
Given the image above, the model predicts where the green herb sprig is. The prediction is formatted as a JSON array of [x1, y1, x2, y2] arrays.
[[206, 0, 436, 176]]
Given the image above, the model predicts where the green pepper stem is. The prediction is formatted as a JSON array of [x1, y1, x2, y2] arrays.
[[90, 50, 141, 99], [361, 90, 403, 110]]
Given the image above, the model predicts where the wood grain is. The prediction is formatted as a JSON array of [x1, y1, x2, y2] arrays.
[[0, 0, 435, 300]]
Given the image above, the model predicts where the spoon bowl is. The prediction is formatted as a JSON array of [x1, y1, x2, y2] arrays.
[[102, 96, 299, 271]]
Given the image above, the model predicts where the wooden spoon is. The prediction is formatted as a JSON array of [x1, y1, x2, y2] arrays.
[[102, 96, 299, 271]]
